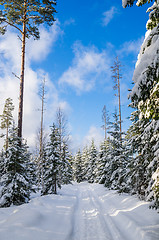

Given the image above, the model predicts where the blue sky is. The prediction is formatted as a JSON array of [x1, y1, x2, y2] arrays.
[[0, 0, 150, 151]]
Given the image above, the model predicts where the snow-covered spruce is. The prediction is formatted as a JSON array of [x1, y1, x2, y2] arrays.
[[0, 126, 32, 207], [41, 123, 61, 195], [87, 140, 98, 183], [123, 0, 159, 207]]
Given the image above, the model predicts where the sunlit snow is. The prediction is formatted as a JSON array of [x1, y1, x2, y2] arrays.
[[0, 182, 158, 240]]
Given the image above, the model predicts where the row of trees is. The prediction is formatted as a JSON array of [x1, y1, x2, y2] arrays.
[[0, 96, 158, 208], [0, 97, 72, 207], [73, 0, 159, 208], [0, 0, 158, 209], [73, 108, 158, 208], [0, 0, 58, 207]]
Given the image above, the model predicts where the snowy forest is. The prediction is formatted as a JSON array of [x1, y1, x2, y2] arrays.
[[0, 0, 158, 213]]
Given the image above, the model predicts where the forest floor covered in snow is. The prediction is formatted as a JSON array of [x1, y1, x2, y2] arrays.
[[0, 182, 159, 240]]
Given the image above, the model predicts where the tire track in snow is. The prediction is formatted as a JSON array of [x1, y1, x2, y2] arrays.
[[87, 185, 127, 240], [66, 183, 112, 240], [66, 183, 159, 240], [66, 184, 91, 240], [66, 185, 80, 240], [90, 185, 157, 240], [83, 188, 112, 240]]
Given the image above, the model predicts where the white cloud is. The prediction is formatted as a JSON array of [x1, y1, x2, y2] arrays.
[[59, 42, 111, 93], [27, 20, 63, 62], [0, 22, 67, 149], [117, 37, 144, 56], [64, 18, 75, 26], [82, 126, 103, 149], [102, 7, 117, 27], [69, 126, 104, 153]]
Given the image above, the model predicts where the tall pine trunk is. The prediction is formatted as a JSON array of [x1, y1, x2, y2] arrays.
[[18, 1, 26, 142]]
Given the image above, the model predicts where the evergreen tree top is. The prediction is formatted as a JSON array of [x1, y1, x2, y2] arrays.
[[0, 98, 14, 129], [0, 0, 57, 38], [122, 0, 159, 30]]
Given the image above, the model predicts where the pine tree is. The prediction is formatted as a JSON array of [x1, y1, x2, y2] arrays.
[[42, 123, 60, 195], [73, 149, 83, 183], [87, 140, 98, 183], [0, 98, 14, 150], [0, 125, 32, 207], [0, 0, 57, 141]]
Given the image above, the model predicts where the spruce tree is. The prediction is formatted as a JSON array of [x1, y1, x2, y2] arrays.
[[152, 120, 159, 208], [42, 123, 60, 195], [87, 140, 98, 183], [73, 149, 83, 183], [0, 125, 32, 207], [0, 98, 14, 150], [60, 141, 72, 185], [104, 139, 114, 189], [96, 140, 109, 184], [0, 149, 5, 180], [106, 110, 126, 190], [0, 0, 57, 141], [125, 110, 158, 200], [123, 0, 159, 206], [122, 0, 159, 30], [152, 167, 159, 209], [81, 146, 89, 181]]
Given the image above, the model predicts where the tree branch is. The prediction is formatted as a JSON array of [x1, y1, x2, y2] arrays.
[[3, 20, 23, 34]]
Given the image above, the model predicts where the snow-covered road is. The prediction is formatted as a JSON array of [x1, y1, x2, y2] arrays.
[[66, 183, 159, 240], [0, 182, 159, 240]]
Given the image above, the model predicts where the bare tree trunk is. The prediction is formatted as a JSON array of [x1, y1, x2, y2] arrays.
[[39, 78, 45, 190], [117, 67, 122, 144], [111, 56, 122, 145], [18, 1, 26, 142], [56, 108, 69, 185]]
